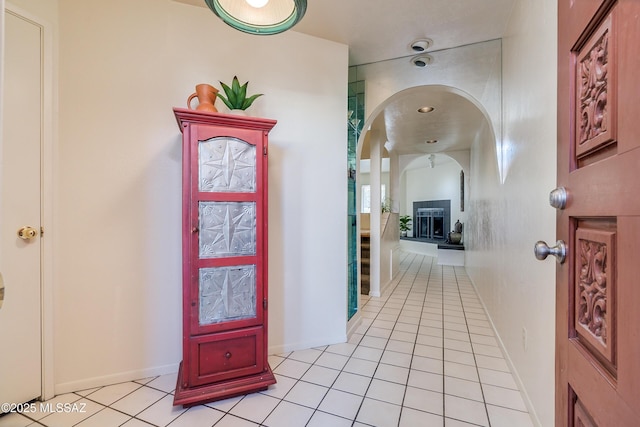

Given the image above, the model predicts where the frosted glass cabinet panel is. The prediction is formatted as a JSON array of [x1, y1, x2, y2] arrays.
[[199, 137, 256, 192], [199, 265, 256, 325], [199, 201, 257, 258]]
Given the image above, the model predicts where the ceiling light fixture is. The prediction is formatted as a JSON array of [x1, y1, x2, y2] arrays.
[[411, 54, 433, 68], [418, 106, 435, 113], [410, 38, 433, 52], [205, 0, 307, 35], [425, 139, 438, 144]]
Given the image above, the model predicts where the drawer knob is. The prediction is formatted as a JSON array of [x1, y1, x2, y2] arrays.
[[225, 352, 232, 359]]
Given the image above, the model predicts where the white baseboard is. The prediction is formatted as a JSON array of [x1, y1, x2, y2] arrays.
[[54, 363, 180, 395], [467, 277, 542, 427], [399, 240, 438, 257], [347, 312, 363, 339], [437, 248, 465, 266], [377, 273, 396, 297]]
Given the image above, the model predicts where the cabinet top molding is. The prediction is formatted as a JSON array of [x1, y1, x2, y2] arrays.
[[173, 108, 277, 133]]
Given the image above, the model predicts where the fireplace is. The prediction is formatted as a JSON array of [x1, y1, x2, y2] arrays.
[[413, 200, 450, 241], [417, 208, 444, 239]]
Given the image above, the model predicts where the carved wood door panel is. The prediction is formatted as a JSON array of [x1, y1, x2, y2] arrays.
[[557, 1, 640, 426]]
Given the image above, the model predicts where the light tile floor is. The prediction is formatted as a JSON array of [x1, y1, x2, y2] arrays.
[[1, 253, 535, 427]]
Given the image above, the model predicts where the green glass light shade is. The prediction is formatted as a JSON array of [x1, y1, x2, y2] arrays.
[[205, 0, 307, 35]]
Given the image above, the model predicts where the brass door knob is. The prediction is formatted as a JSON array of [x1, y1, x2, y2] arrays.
[[17, 226, 38, 240], [0, 273, 4, 310]]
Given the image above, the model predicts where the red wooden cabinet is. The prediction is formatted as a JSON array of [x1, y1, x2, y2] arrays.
[[173, 108, 276, 406]]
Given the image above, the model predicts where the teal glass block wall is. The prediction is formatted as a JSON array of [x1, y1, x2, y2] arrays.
[[347, 78, 364, 320]]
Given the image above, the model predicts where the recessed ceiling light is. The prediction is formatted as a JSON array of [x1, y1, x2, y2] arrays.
[[410, 38, 433, 52], [411, 54, 432, 68], [418, 106, 435, 113], [425, 139, 438, 144]]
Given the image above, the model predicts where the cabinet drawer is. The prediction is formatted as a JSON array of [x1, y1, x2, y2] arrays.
[[189, 327, 264, 386]]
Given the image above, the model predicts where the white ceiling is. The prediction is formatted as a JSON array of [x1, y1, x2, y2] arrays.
[[175, 0, 515, 65], [293, 0, 515, 66], [295, 0, 515, 157], [380, 87, 489, 156], [175, 0, 515, 157]]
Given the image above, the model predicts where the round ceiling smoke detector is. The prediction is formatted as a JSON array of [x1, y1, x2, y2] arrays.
[[411, 54, 433, 68], [410, 38, 433, 52]]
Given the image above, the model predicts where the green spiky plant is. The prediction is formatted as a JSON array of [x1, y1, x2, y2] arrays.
[[217, 76, 263, 111]]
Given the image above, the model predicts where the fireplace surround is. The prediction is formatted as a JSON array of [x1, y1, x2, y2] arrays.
[[412, 200, 451, 241]]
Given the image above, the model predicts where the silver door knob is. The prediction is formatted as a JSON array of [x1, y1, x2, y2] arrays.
[[549, 187, 568, 210], [534, 240, 567, 264]]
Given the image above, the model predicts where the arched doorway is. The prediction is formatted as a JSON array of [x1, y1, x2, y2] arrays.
[[354, 84, 496, 299]]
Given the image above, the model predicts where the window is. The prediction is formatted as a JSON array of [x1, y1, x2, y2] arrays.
[[361, 185, 386, 213]]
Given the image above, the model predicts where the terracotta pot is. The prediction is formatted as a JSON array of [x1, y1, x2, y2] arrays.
[[187, 84, 218, 112]]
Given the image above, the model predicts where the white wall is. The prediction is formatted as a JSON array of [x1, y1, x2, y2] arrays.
[[50, 0, 347, 392], [380, 213, 399, 291], [402, 156, 466, 236], [465, 1, 557, 425], [359, 172, 390, 189], [8, 0, 57, 19]]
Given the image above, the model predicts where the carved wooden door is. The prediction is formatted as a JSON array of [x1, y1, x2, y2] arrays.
[[556, 1, 640, 425]]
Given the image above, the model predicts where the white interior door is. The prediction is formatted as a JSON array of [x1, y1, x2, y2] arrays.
[[0, 6, 44, 407]]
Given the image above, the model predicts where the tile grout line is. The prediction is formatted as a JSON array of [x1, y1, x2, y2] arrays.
[[438, 261, 447, 425], [455, 265, 492, 427], [292, 252, 418, 427], [350, 252, 418, 426], [396, 252, 428, 426], [266, 341, 340, 427], [402, 253, 430, 422], [440, 265, 487, 427]]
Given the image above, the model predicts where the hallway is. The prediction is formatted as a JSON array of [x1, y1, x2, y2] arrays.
[[0, 252, 533, 427]]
